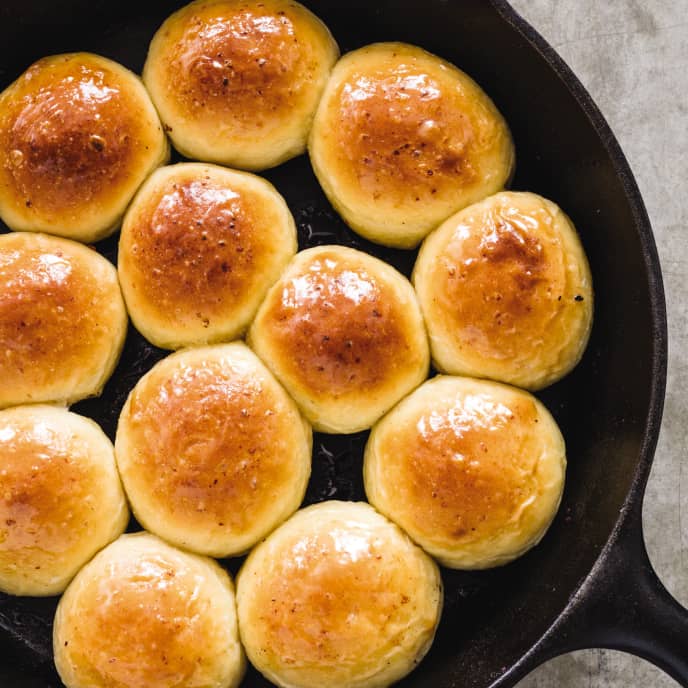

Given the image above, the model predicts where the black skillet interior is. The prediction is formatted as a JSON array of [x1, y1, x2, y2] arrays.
[[0, 1, 667, 687]]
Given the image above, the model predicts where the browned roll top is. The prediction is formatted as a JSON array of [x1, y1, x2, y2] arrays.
[[124, 354, 296, 533], [0, 405, 128, 596], [1, 247, 86, 365], [437, 211, 559, 360], [126, 176, 265, 320], [248, 530, 415, 660], [68, 557, 212, 685], [0, 430, 94, 557], [335, 68, 478, 202], [382, 390, 542, 540], [53, 533, 245, 688], [236, 501, 442, 688], [165, 5, 303, 127], [261, 250, 409, 396], [1, 55, 149, 218]]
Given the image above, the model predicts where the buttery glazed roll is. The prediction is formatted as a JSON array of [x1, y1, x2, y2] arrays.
[[413, 191, 593, 390], [0, 405, 128, 596], [115, 342, 311, 557], [54, 532, 245, 688], [118, 163, 297, 349], [0, 53, 168, 242], [143, 0, 339, 170], [0, 232, 127, 409], [309, 42, 515, 248], [364, 376, 566, 569], [248, 245, 429, 433], [237, 501, 442, 688]]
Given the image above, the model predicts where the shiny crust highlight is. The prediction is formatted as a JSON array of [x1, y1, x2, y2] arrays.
[[309, 42, 514, 248], [236, 501, 442, 688], [248, 245, 430, 433], [413, 191, 593, 390], [118, 163, 297, 349], [364, 376, 566, 569], [115, 342, 312, 557], [0, 232, 127, 409], [53, 533, 245, 688], [143, 0, 339, 170], [0, 53, 168, 242], [0, 405, 128, 596]]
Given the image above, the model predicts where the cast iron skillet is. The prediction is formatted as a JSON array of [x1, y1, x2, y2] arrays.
[[0, 1, 685, 686]]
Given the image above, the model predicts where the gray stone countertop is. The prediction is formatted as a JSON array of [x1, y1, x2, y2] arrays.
[[507, 1, 687, 686]]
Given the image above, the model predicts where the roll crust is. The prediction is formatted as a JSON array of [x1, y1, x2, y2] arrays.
[[364, 376, 566, 569], [248, 245, 429, 433], [53, 532, 245, 688], [0, 232, 127, 409], [0, 53, 168, 242], [118, 163, 297, 349], [143, 0, 339, 170], [236, 501, 442, 688], [413, 191, 593, 390], [309, 42, 514, 248], [115, 342, 312, 557], [0, 405, 128, 596]]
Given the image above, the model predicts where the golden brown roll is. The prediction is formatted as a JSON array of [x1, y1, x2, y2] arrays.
[[0, 405, 128, 596], [53, 532, 245, 688], [118, 163, 297, 349], [0, 232, 127, 409], [364, 375, 566, 569], [413, 191, 593, 390], [0, 53, 168, 243], [143, 0, 339, 170], [115, 342, 312, 557], [236, 501, 442, 688], [247, 245, 429, 433], [309, 42, 515, 248]]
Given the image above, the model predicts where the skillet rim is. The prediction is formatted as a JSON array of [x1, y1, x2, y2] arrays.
[[486, 1, 669, 684], [0, 1, 671, 686]]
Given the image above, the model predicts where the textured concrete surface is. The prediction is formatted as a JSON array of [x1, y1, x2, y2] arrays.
[[508, 1, 687, 686]]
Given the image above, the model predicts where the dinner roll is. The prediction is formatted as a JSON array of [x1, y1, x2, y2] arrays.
[[237, 501, 442, 688], [0, 405, 128, 596], [364, 375, 566, 569], [143, 0, 339, 170], [54, 532, 245, 688], [118, 163, 297, 349], [115, 342, 311, 557], [413, 191, 593, 390], [0, 232, 127, 409], [309, 42, 514, 248], [248, 245, 429, 433], [0, 53, 168, 242]]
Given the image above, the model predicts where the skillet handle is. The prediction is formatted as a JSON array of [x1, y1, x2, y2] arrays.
[[546, 503, 688, 686]]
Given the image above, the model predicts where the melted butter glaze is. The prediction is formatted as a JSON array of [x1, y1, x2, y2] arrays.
[[84, 557, 204, 686], [436, 202, 567, 360], [126, 176, 265, 323], [59, 539, 235, 688], [383, 390, 542, 542], [126, 356, 293, 531], [0, 416, 99, 564], [256, 529, 403, 663], [337, 65, 479, 200], [0, 55, 140, 215], [0, 237, 104, 401], [263, 251, 409, 395], [167, 2, 308, 127], [247, 511, 436, 672]]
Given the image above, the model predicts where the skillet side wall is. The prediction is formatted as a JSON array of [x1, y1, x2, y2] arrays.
[[0, 1, 663, 687]]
